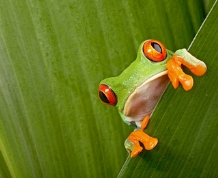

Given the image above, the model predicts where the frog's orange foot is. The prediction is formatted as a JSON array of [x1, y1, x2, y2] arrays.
[[144, 137, 158, 150], [167, 65, 194, 91], [167, 52, 207, 91], [124, 129, 158, 158], [140, 115, 150, 130], [129, 141, 143, 158]]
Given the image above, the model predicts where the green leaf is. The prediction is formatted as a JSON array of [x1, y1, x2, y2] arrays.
[[118, 1, 218, 178], [202, 0, 216, 14], [0, 0, 209, 177]]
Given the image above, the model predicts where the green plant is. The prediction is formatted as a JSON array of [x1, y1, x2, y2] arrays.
[[0, 0, 217, 177]]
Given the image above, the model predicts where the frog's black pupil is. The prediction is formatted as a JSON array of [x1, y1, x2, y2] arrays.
[[151, 42, 162, 53], [99, 91, 110, 103]]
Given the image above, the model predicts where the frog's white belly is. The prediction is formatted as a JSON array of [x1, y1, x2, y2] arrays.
[[123, 71, 169, 127]]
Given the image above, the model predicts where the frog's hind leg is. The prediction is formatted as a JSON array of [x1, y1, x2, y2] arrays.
[[128, 139, 143, 158], [140, 115, 150, 130], [140, 134, 158, 151], [125, 115, 158, 158], [127, 130, 158, 158], [140, 115, 158, 150]]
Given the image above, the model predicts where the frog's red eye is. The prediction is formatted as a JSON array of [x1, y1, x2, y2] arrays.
[[143, 40, 167, 62], [98, 84, 117, 105]]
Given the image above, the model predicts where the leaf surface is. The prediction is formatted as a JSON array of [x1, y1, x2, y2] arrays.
[[0, 0, 207, 177]]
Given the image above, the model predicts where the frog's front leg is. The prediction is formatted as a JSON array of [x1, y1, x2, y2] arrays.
[[124, 116, 158, 158], [167, 49, 207, 91]]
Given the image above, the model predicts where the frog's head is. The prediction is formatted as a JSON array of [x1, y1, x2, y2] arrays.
[[98, 40, 173, 127]]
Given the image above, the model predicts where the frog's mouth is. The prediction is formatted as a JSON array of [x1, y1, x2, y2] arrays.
[[123, 70, 169, 127]]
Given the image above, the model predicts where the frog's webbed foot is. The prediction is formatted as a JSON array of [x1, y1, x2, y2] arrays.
[[124, 116, 158, 158], [167, 49, 207, 91]]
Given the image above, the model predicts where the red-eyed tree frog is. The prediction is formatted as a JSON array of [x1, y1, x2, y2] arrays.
[[98, 39, 207, 158]]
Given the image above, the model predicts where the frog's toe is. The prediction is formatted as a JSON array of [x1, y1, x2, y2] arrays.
[[167, 55, 196, 91], [189, 64, 207, 76], [131, 146, 143, 158], [179, 73, 193, 91], [168, 72, 179, 89], [125, 138, 143, 158], [144, 137, 158, 150]]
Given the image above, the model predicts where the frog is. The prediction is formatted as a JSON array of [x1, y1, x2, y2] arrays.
[[98, 39, 207, 158]]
